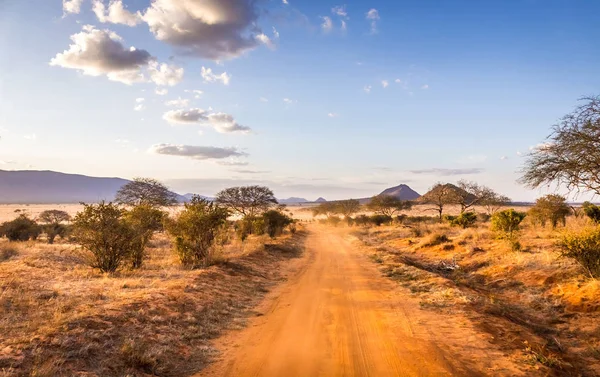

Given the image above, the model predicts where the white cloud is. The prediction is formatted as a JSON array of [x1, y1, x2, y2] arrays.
[[50, 25, 152, 85], [92, 0, 142, 26], [155, 88, 168, 95], [363, 85, 372, 94], [135, 97, 145, 103], [163, 108, 251, 133], [217, 160, 249, 166], [63, 0, 83, 15], [201, 66, 231, 85], [366, 9, 380, 34], [184, 89, 204, 99], [321, 16, 333, 33], [341, 20, 347, 31], [381, 80, 389, 88], [142, 0, 265, 60], [500, 156, 508, 160], [134, 103, 145, 111], [0, 160, 16, 165], [283, 98, 297, 105], [395, 78, 402, 84], [256, 33, 275, 49], [328, 113, 339, 118], [282, 0, 289, 4], [259, 97, 269, 102], [529, 142, 553, 152], [332, 5, 348, 18], [149, 61, 184, 86], [421, 84, 429, 90], [150, 144, 247, 160], [273, 27, 280, 39], [165, 97, 190, 108]]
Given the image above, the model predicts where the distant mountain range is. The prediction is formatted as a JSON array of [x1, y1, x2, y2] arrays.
[[0, 170, 421, 205]]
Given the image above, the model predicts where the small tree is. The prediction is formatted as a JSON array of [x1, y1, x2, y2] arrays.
[[367, 195, 412, 217], [582, 202, 600, 224], [481, 193, 511, 216], [215, 186, 278, 217], [116, 178, 179, 207], [420, 183, 461, 221], [72, 202, 135, 273], [166, 196, 229, 268], [491, 209, 526, 251], [448, 212, 478, 229], [124, 205, 166, 269], [311, 202, 337, 218], [38, 210, 71, 244], [528, 194, 571, 228], [560, 228, 600, 278], [0, 215, 41, 241], [334, 199, 361, 221], [456, 180, 498, 213]]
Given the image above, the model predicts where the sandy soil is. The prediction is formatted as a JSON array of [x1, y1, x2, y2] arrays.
[[196, 226, 525, 377]]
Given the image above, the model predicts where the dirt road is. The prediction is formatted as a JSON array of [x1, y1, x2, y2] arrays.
[[197, 227, 474, 377]]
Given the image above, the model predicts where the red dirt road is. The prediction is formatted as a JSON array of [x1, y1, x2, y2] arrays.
[[197, 227, 476, 377]]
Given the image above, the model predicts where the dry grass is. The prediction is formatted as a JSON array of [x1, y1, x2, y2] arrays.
[[0, 228, 306, 376], [353, 214, 600, 377]]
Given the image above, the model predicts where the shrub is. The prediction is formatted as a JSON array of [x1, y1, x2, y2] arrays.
[[0, 215, 41, 241], [0, 245, 18, 261], [560, 228, 600, 278], [528, 194, 570, 228], [354, 214, 371, 227], [582, 202, 600, 224], [124, 205, 166, 269], [44, 224, 70, 244], [262, 210, 293, 238], [327, 216, 342, 227], [491, 209, 526, 251], [166, 197, 229, 268], [73, 202, 137, 273], [369, 214, 393, 226], [38, 210, 71, 244], [421, 232, 451, 247], [448, 212, 477, 229]]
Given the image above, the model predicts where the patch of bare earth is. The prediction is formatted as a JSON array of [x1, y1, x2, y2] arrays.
[[351, 219, 600, 377], [0, 231, 306, 377]]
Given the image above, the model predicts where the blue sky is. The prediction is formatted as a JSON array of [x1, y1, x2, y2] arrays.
[[1, 0, 599, 200]]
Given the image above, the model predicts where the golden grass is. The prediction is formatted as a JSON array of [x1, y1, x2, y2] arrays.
[[0, 228, 306, 376]]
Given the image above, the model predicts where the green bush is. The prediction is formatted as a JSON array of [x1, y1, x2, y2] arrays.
[[448, 212, 477, 229], [582, 202, 600, 224], [491, 209, 526, 251], [262, 210, 293, 238], [528, 194, 570, 228], [369, 214, 393, 226], [38, 210, 71, 244], [72, 202, 136, 273], [166, 197, 229, 268], [124, 205, 166, 269], [44, 223, 70, 244], [0, 215, 41, 241], [560, 228, 600, 278]]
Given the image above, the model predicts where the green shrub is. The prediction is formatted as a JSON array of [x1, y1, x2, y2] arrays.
[[72, 202, 136, 273], [582, 202, 600, 224], [0, 215, 41, 241], [262, 210, 293, 238], [448, 212, 477, 229], [369, 214, 393, 226], [528, 194, 570, 228], [38, 210, 71, 244], [44, 223, 70, 244], [166, 197, 229, 268], [491, 209, 526, 251], [560, 228, 600, 278], [124, 205, 166, 269]]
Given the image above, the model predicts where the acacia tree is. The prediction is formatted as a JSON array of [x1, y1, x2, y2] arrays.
[[38, 210, 71, 244], [215, 186, 278, 217], [420, 183, 461, 221], [481, 193, 512, 215], [520, 96, 600, 195], [367, 195, 412, 217], [335, 199, 361, 218], [456, 180, 501, 213], [115, 178, 179, 207], [311, 202, 337, 218]]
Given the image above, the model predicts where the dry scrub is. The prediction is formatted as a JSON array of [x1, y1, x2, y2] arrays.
[[0, 230, 305, 376], [353, 216, 600, 377]]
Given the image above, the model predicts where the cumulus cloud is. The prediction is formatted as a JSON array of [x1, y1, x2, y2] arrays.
[[409, 168, 484, 176], [529, 142, 554, 152], [321, 16, 333, 33], [201, 66, 231, 85], [395, 78, 402, 84], [332, 5, 347, 18], [165, 97, 190, 108], [155, 88, 168, 95], [282, 0, 289, 4], [150, 144, 247, 160], [363, 85, 372, 94], [366, 9, 380, 34], [135, 97, 145, 103], [381, 80, 389, 88], [283, 98, 297, 105], [142, 0, 265, 60], [63, 0, 83, 15], [163, 108, 251, 133], [92, 0, 142, 26], [184, 89, 203, 98], [328, 113, 339, 118], [50, 25, 152, 85], [134, 103, 145, 111], [149, 61, 184, 86], [255, 33, 275, 49]]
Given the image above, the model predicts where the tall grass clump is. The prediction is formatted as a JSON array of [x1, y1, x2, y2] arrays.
[[560, 227, 600, 278]]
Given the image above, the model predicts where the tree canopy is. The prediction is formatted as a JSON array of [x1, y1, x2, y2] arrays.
[[215, 186, 278, 217], [367, 195, 412, 217], [38, 210, 71, 224], [115, 178, 179, 207], [520, 96, 600, 196]]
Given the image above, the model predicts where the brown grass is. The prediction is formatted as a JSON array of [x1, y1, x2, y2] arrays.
[[353, 214, 600, 377], [0, 228, 306, 376]]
